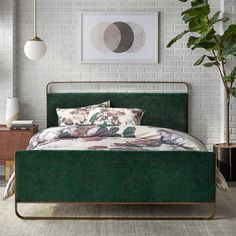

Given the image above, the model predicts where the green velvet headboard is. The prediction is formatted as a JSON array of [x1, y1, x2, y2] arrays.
[[46, 82, 189, 132]]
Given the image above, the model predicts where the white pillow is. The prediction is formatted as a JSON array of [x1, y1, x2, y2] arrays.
[[87, 107, 144, 126], [56, 101, 110, 126]]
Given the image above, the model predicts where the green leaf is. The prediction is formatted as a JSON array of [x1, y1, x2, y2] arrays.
[[167, 30, 189, 47], [214, 34, 222, 46], [191, 42, 218, 50], [230, 66, 236, 76], [188, 17, 209, 32], [191, 0, 208, 6], [209, 11, 221, 24], [206, 55, 216, 61], [194, 55, 206, 66], [213, 17, 230, 24], [183, 14, 194, 23], [194, 55, 216, 66], [230, 87, 236, 97], [203, 62, 218, 67], [223, 75, 234, 83], [187, 36, 198, 48], [223, 41, 236, 49], [210, 13, 230, 25], [222, 44, 236, 58], [222, 25, 236, 42], [196, 41, 219, 50], [222, 41, 236, 57], [182, 3, 210, 18], [193, 27, 216, 45]]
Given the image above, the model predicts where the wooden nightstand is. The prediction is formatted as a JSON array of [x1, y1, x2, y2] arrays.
[[0, 125, 38, 181]]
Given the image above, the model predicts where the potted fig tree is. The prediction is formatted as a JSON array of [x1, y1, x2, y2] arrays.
[[167, 0, 236, 180]]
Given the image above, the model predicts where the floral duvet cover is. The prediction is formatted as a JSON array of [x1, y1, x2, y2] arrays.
[[3, 125, 228, 200]]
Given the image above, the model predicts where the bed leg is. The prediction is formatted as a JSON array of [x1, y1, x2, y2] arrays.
[[15, 201, 26, 220], [206, 202, 216, 220], [15, 201, 216, 220]]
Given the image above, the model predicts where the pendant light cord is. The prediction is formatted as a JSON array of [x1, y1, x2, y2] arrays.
[[34, 0, 37, 36]]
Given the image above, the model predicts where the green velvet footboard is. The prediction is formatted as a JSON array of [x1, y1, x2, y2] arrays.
[[15, 150, 216, 203]]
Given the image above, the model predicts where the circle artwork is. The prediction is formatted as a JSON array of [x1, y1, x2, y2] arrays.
[[90, 21, 145, 53], [90, 22, 111, 53]]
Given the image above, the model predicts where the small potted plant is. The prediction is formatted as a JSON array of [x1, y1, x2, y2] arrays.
[[167, 0, 236, 180]]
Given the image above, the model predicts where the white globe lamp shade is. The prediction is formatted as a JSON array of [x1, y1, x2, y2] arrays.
[[24, 37, 46, 60]]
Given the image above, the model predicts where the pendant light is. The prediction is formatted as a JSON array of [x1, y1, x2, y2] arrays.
[[24, 0, 46, 60]]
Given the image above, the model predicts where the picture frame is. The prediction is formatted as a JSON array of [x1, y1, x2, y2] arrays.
[[80, 11, 159, 63]]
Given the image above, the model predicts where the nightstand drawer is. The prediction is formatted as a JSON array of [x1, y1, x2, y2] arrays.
[[0, 132, 30, 160], [0, 125, 38, 161]]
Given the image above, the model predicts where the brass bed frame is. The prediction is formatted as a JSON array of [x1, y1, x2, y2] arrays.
[[15, 81, 216, 220]]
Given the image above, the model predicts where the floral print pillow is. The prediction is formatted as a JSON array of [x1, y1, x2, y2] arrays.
[[57, 101, 110, 126], [87, 108, 144, 126]]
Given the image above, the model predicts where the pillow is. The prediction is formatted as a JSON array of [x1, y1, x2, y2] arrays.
[[57, 101, 110, 126], [87, 107, 144, 126]]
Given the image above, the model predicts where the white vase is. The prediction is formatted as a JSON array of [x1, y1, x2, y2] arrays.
[[5, 97, 19, 128]]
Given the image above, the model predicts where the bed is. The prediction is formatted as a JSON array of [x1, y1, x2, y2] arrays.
[[14, 81, 216, 220]]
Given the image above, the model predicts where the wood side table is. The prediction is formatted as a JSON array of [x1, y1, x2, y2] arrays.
[[0, 125, 38, 180]]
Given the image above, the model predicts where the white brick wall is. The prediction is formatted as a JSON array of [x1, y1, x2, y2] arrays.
[[2, 0, 234, 149], [0, 0, 15, 122]]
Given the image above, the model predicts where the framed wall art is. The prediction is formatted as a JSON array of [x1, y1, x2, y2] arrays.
[[80, 12, 158, 63]]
